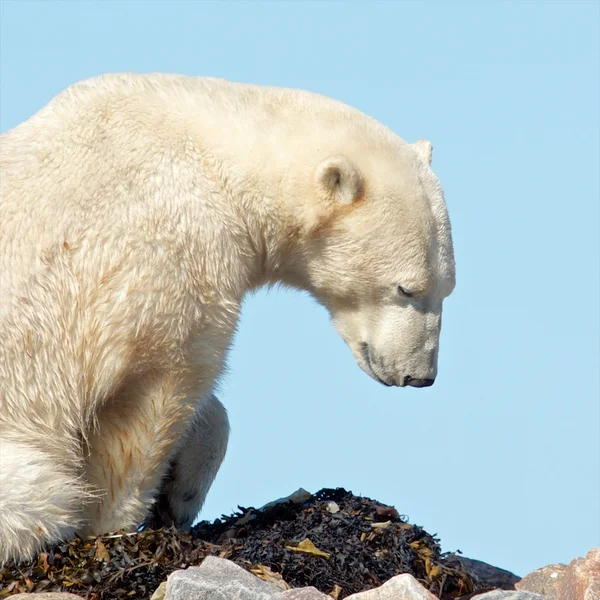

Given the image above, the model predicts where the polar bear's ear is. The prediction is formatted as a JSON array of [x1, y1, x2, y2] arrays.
[[413, 139, 433, 166], [315, 155, 364, 205]]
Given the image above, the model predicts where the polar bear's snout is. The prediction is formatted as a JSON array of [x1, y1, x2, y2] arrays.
[[332, 298, 444, 390], [360, 342, 437, 388], [403, 376, 435, 388]]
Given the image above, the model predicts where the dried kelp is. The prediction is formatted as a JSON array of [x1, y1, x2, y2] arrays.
[[192, 487, 474, 598], [0, 488, 474, 599]]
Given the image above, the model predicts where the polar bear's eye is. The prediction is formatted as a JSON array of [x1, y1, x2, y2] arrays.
[[397, 285, 413, 298]]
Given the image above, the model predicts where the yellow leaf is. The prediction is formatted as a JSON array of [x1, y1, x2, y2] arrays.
[[425, 557, 432, 574], [329, 584, 343, 599], [95, 539, 110, 562], [150, 581, 167, 600], [37, 552, 50, 574], [429, 565, 442, 579], [250, 564, 291, 591], [285, 538, 330, 559]]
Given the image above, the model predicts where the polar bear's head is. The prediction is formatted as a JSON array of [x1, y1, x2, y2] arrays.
[[288, 138, 455, 388]]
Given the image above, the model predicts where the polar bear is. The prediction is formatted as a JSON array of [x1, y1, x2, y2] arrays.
[[0, 73, 456, 564]]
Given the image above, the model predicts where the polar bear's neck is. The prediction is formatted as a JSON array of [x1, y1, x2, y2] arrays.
[[3, 73, 406, 301], [85, 73, 397, 290]]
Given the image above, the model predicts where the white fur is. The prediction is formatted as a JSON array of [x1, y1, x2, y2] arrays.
[[0, 439, 91, 559], [0, 73, 455, 564]]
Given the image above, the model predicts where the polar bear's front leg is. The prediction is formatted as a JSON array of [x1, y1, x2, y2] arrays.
[[0, 432, 92, 565], [81, 373, 202, 536], [144, 393, 230, 530]]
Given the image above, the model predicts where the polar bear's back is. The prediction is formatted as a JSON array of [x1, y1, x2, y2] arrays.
[[0, 73, 408, 296], [2, 73, 393, 141]]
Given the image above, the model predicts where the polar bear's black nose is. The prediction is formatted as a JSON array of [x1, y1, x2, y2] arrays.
[[404, 376, 435, 388]]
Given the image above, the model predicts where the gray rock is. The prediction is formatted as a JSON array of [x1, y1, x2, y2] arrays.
[[233, 488, 312, 527], [260, 488, 312, 512], [164, 556, 280, 599], [276, 588, 330, 599], [471, 591, 549, 599], [445, 554, 521, 590], [345, 573, 437, 599]]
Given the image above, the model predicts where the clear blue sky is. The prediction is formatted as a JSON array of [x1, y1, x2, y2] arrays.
[[1, 0, 598, 577]]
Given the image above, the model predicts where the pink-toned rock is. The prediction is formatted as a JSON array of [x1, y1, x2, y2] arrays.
[[518, 548, 600, 600], [557, 548, 600, 600], [471, 592, 547, 599], [277, 588, 330, 599], [587, 549, 600, 562], [586, 581, 600, 600], [345, 573, 437, 599], [515, 563, 568, 598], [11, 594, 84, 599]]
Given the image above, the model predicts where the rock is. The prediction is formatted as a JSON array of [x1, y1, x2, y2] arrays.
[[151, 580, 168, 600], [471, 592, 548, 599], [445, 554, 521, 590], [234, 488, 313, 526], [11, 595, 84, 599], [515, 564, 568, 598], [164, 556, 280, 599], [260, 488, 312, 512], [158, 549, 600, 600], [516, 549, 600, 600], [162, 560, 439, 600], [586, 579, 600, 600], [374, 505, 400, 522], [555, 548, 600, 600], [277, 588, 331, 599], [345, 573, 437, 599]]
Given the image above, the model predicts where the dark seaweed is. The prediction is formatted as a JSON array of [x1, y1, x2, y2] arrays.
[[0, 488, 475, 599]]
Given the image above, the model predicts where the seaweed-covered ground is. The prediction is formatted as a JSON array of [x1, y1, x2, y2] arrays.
[[0, 488, 478, 599]]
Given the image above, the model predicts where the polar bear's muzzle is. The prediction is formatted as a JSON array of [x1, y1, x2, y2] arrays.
[[403, 376, 435, 388], [360, 342, 393, 387], [359, 342, 436, 388]]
